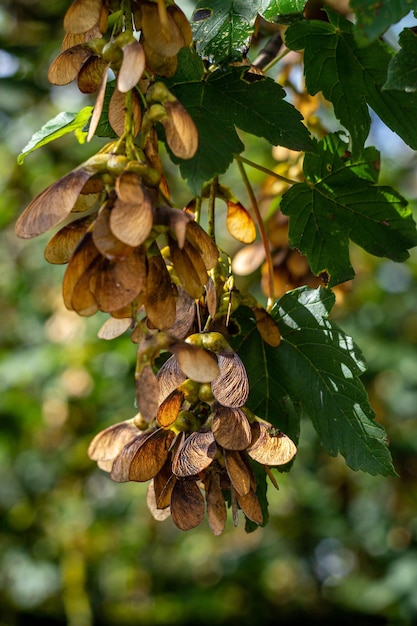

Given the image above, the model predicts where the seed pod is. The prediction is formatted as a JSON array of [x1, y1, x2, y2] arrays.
[[172, 431, 217, 477], [146, 481, 171, 521], [136, 363, 160, 424], [253, 307, 281, 347], [77, 55, 108, 93], [204, 471, 227, 536], [87, 65, 110, 141], [236, 488, 263, 525], [171, 479, 205, 531], [157, 389, 184, 427], [93, 200, 136, 259], [165, 288, 195, 340], [145, 250, 177, 330], [110, 173, 154, 247], [170, 342, 219, 383], [15, 162, 104, 238], [140, 2, 188, 57], [153, 459, 177, 509], [168, 236, 205, 299], [224, 449, 252, 496], [212, 404, 251, 451], [44, 215, 94, 264], [90, 246, 147, 312], [109, 88, 142, 138], [154, 205, 193, 249], [161, 100, 198, 159], [211, 354, 249, 408], [226, 201, 256, 244], [88, 419, 139, 472], [247, 421, 297, 466], [157, 355, 187, 404], [110, 428, 155, 482], [185, 221, 219, 270], [118, 428, 175, 483], [48, 45, 93, 85], [64, 0, 104, 34], [117, 40, 145, 92], [141, 37, 178, 77], [97, 316, 132, 340], [62, 232, 100, 313]]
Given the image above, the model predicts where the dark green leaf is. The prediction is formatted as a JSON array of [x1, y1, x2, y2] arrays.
[[169, 66, 313, 193], [233, 288, 397, 477], [162, 47, 205, 87], [350, 0, 415, 42], [280, 133, 417, 286], [17, 108, 92, 164], [260, 0, 307, 23], [384, 28, 417, 91], [285, 8, 417, 154], [191, 0, 263, 64]]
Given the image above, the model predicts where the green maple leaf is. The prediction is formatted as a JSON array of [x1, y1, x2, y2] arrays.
[[349, 0, 415, 42], [285, 8, 417, 154], [17, 107, 92, 164], [384, 28, 417, 92], [168, 66, 313, 193], [260, 0, 307, 23], [191, 0, 264, 64], [280, 133, 417, 286], [232, 287, 396, 477]]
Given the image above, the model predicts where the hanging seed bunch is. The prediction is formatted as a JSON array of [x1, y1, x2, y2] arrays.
[[89, 331, 297, 534], [15, 0, 297, 533]]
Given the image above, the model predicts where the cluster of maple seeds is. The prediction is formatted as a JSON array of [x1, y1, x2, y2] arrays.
[[15, 0, 298, 532], [89, 331, 297, 534]]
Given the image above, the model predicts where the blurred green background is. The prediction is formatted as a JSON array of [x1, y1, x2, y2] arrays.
[[1, 1, 417, 625]]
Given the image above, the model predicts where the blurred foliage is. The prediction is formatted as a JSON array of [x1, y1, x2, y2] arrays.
[[1, 1, 417, 625]]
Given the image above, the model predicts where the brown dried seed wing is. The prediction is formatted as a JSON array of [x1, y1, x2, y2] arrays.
[[211, 353, 249, 408], [87, 65, 110, 141], [110, 430, 155, 482], [171, 479, 205, 531], [165, 288, 195, 340], [169, 5, 193, 47], [48, 46, 92, 85], [141, 4, 185, 57], [62, 232, 100, 310], [109, 88, 142, 138], [93, 201, 136, 259], [253, 307, 281, 347], [88, 420, 139, 471], [226, 201, 256, 244], [77, 55, 108, 93], [118, 40, 146, 92], [97, 316, 132, 340], [161, 101, 199, 160], [185, 220, 219, 270], [15, 166, 95, 239], [171, 342, 219, 383], [91, 246, 146, 312], [111, 186, 154, 248], [205, 472, 227, 536], [224, 449, 252, 496], [142, 37, 178, 78], [153, 459, 177, 509], [168, 236, 204, 299], [247, 421, 297, 466], [128, 428, 176, 482], [146, 481, 171, 521], [157, 389, 184, 427], [145, 253, 176, 330], [236, 488, 264, 526], [212, 405, 251, 451], [136, 363, 160, 424], [154, 205, 193, 249], [157, 355, 187, 403], [64, 0, 103, 34], [172, 431, 217, 477], [44, 215, 94, 264]]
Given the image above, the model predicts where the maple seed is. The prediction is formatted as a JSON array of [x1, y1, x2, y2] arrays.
[[161, 100, 199, 159]]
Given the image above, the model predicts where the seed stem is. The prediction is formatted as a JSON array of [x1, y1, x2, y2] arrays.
[[236, 159, 275, 311], [233, 153, 298, 186]]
